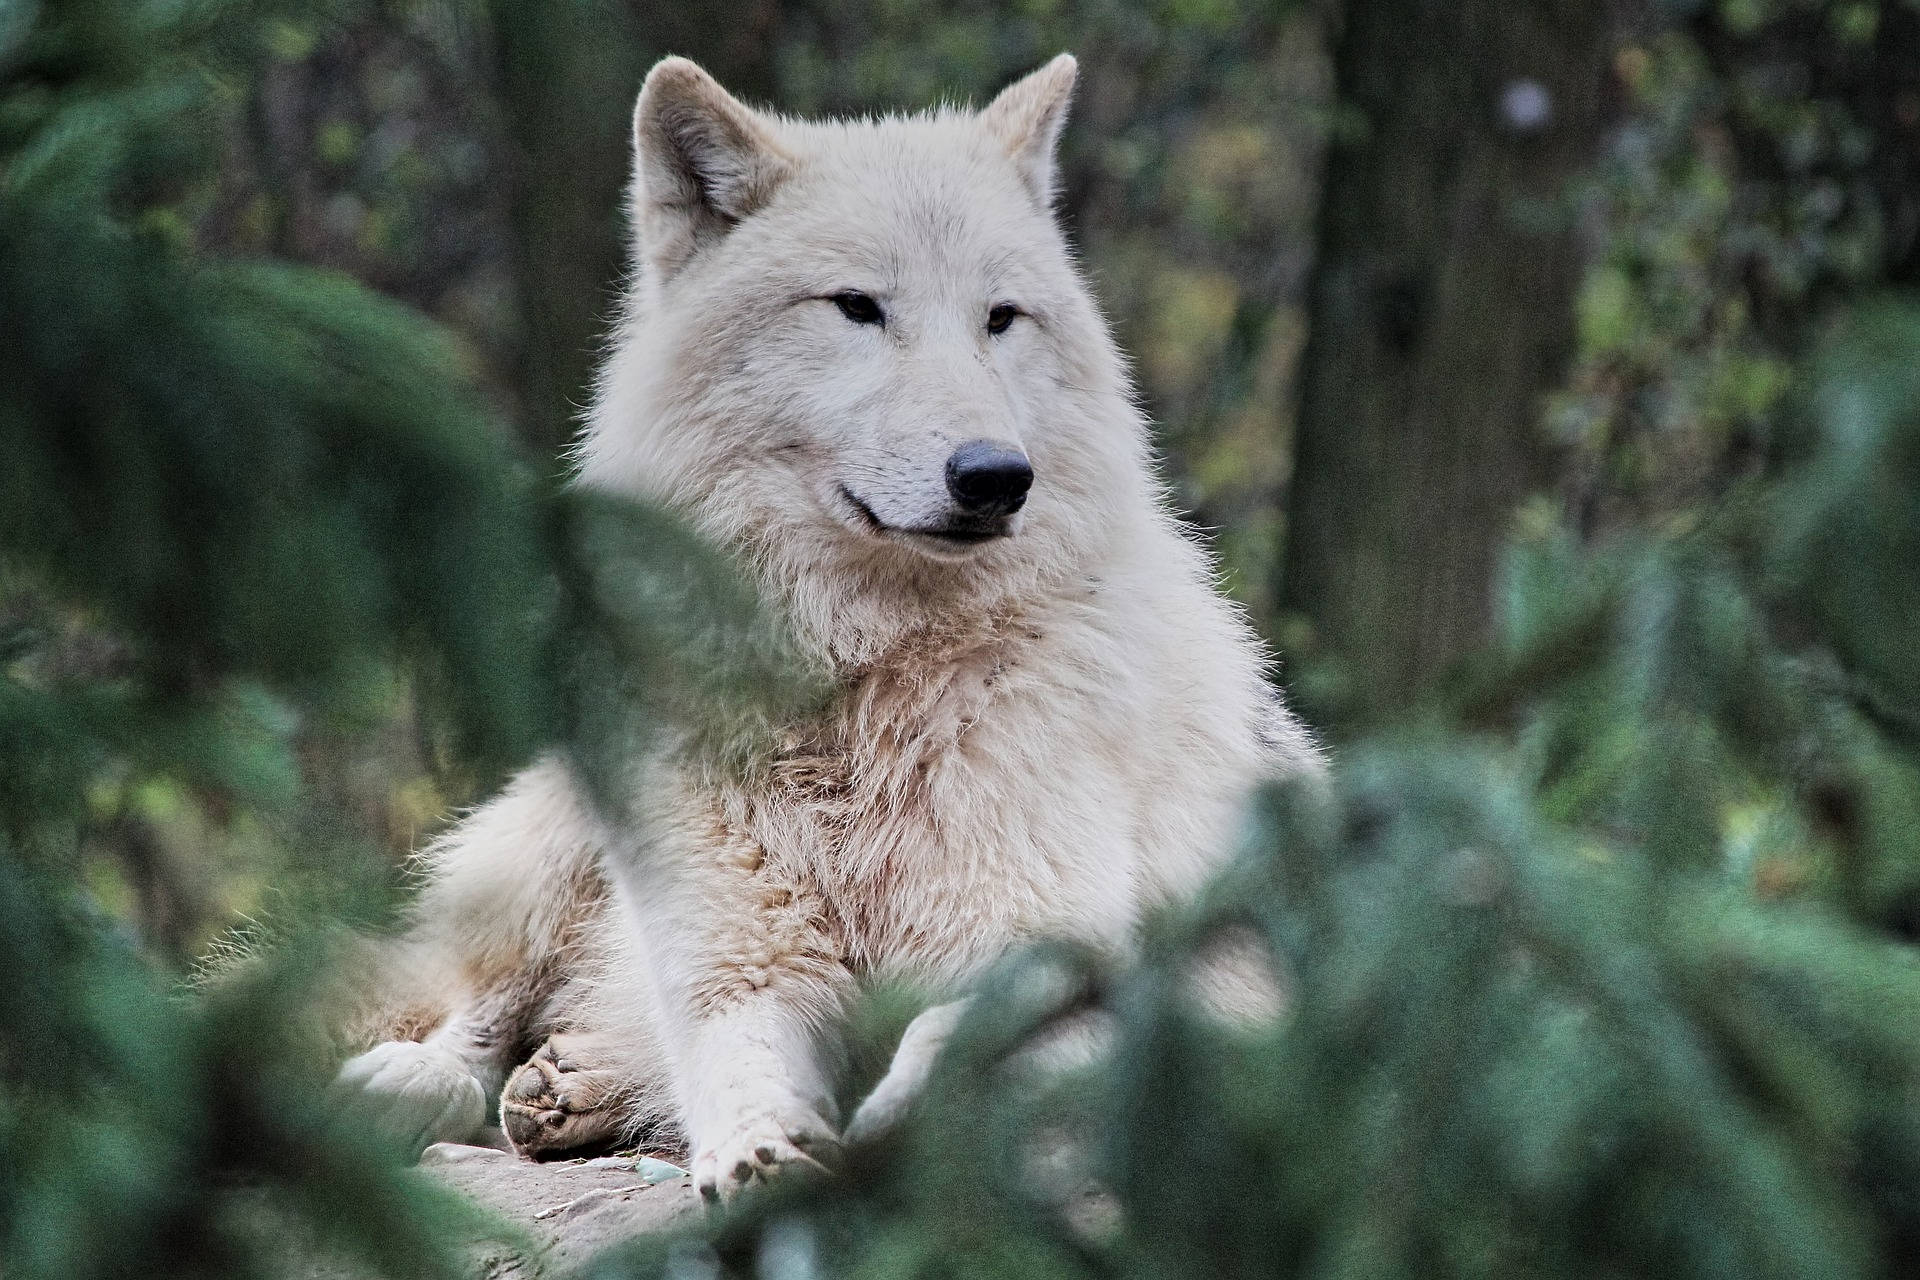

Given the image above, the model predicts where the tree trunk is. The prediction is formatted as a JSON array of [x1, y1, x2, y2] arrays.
[[483, 1, 646, 458], [485, 1, 786, 459], [1280, 0, 1617, 725]]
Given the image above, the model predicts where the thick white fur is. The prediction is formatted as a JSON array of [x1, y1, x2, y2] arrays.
[[333, 54, 1322, 1197]]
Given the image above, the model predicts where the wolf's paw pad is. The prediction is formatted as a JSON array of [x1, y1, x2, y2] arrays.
[[330, 1040, 485, 1160], [501, 1036, 627, 1160], [693, 1105, 840, 1205]]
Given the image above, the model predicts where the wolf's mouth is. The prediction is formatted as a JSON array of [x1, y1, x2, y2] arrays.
[[841, 487, 889, 534], [838, 486, 1010, 547]]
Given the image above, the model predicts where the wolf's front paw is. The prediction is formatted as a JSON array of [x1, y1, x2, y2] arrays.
[[329, 1040, 486, 1160], [843, 999, 967, 1145], [500, 1035, 629, 1160], [693, 1103, 840, 1205]]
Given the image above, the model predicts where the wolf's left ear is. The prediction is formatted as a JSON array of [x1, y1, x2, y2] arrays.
[[980, 53, 1078, 208], [632, 57, 792, 280]]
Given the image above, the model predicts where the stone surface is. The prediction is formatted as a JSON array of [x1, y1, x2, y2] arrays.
[[424, 1143, 702, 1275], [295, 1144, 703, 1279]]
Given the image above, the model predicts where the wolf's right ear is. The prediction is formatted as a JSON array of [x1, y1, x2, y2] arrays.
[[632, 57, 792, 280], [981, 53, 1077, 209]]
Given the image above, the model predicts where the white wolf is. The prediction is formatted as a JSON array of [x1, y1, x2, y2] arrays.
[[331, 52, 1322, 1202]]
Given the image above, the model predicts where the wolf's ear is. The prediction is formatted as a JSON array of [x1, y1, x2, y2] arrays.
[[980, 53, 1077, 208], [632, 57, 792, 280]]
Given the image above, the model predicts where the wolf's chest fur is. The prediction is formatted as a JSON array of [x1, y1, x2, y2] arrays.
[[733, 620, 1136, 984]]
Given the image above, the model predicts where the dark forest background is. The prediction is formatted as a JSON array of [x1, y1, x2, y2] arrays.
[[5, 0, 1920, 1276]]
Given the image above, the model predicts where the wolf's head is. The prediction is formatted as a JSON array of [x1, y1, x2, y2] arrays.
[[578, 55, 1155, 665]]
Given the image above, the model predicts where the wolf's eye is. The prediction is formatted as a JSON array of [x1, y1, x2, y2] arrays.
[[987, 304, 1022, 336], [832, 291, 886, 327]]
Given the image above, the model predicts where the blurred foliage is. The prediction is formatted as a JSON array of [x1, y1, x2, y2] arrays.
[[1553, 0, 1920, 533], [0, 1, 810, 1274], [5, 0, 1920, 1278]]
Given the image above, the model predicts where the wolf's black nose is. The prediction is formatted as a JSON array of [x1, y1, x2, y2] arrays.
[[945, 441, 1033, 516]]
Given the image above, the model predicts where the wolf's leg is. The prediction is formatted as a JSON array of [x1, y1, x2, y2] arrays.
[[843, 999, 968, 1144], [330, 998, 513, 1158], [674, 997, 845, 1203], [607, 800, 853, 1203], [499, 1032, 637, 1158], [330, 759, 609, 1159]]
